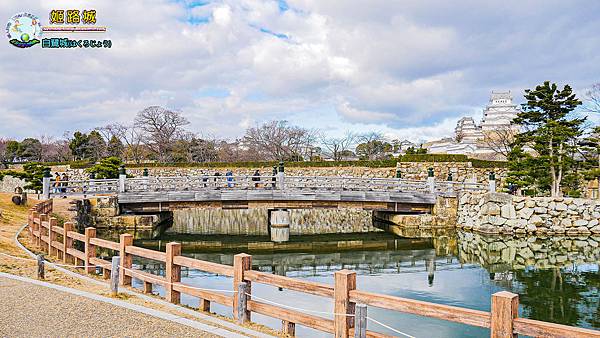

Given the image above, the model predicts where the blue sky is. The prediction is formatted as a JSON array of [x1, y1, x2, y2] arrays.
[[1, 0, 599, 142]]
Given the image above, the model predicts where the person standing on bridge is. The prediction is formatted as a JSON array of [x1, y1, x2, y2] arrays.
[[53, 173, 61, 194], [60, 173, 69, 195], [226, 169, 234, 188], [252, 170, 261, 188]]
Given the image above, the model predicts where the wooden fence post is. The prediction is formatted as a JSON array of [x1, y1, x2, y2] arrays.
[[28, 209, 34, 239], [237, 282, 248, 324], [32, 211, 40, 246], [199, 298, 210, 312], [166, 242, 181, 304], [354, 304, 367, 338], [40, 214, 49, 252], [48, 217, 58, 257], [282, 320, 296, 336], [63, 222, 73, 263], [119, 234, 133, 286], [334, 269, 356, 338], [491, 291, 518, 338], [233, 253, 252, 321], [111, 256, 120, 296], [84, 227, 96, 274]]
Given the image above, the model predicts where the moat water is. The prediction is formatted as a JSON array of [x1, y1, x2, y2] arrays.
[[98, 229, 600, 338]]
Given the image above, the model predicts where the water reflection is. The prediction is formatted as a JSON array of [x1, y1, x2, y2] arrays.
[[98, 229, 600, 336]]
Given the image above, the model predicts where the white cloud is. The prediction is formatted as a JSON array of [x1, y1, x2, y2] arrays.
[[0, 0, 599, 143]]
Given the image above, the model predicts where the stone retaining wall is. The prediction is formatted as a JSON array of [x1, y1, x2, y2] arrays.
[[45, 162, 507, 185], [458, 191, 600, 235]]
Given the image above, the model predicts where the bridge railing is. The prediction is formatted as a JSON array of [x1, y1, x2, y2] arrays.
[[46, 175, 488, 198], [435, 180, 488, 194], [48, 179, 119, 197], [125, 175, 278, 192]]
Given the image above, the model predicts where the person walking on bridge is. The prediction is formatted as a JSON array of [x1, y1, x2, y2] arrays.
[[225, 169, 234, 188]]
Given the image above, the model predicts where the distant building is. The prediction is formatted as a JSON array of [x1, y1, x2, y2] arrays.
[[481, 91, 520, 132], [424, 91, 520, 158]]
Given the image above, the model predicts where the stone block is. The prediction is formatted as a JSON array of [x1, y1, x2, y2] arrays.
[[526, 224, 538, 233], [501, 204, 516, 219], [555, 202, 567, 211], [518, 207, 534, 219], [530, 215, 543, 225]]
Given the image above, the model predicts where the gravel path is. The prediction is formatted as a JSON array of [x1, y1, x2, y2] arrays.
[[0, 276, 219, 338]]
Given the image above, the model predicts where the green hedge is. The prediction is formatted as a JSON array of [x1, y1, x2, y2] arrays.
[[9, 155, 508, 169]]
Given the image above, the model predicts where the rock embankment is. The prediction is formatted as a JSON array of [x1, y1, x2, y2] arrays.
[[458, 192, 600, 235]]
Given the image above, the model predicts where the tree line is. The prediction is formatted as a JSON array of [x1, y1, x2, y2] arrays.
[[0, 106, 423, 165]]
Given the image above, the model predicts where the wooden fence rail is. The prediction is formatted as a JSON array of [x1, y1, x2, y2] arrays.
[[26, 200, 600, 338]]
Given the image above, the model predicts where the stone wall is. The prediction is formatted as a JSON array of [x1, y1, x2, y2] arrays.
[[74, 197, 170, 230], [0, 175, 27, 193], [51, 161, 507, 186], [170, 208, 378, 235], [458, 191, 600, 235]]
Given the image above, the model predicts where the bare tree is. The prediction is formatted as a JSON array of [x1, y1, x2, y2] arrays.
[[134, 106, 190, 162], [321, 131, 356, 161], [98, 123, 146, 163], [39, 135, 70, 162], [243, 120, 318, 161], [481, 125, 519, 159], [584, 83, 600, 114]]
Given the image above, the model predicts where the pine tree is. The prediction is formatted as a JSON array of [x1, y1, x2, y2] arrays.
[[509, 81, 584, 197]]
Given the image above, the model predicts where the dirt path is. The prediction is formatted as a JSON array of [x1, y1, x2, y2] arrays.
[[0, 275, 217, 338], [0, 194, 279, 338]]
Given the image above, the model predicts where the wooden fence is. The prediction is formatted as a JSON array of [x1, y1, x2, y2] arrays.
[[26, 200, 599, 338]]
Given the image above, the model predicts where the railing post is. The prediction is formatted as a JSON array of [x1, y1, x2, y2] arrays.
[[233, 253, 252, 321], [354, 304, 367, 338], [489, 171, 496, 193], [491, 291, 518, 338], [119, 233, 133, 286], [111, 256, 120, 296], [237, 282, 248, 324], [334, 269, 356, 338], [119, 165, 126, 192], [166, 242, 181, 304], [278, 161, 285, 190], [84, 227, 96, 274], [63, 222, 74, 263], [48, 217, 58, 257], [427, 167, 435, 193], [42, 168, 51, 199]]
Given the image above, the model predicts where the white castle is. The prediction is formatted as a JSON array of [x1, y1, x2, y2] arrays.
[[425, 91, 520, 157]]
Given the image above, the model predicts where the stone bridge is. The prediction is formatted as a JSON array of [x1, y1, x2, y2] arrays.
[[44, 173, 487, 241]]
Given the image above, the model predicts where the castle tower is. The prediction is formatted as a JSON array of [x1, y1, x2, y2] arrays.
[[480, 91, 520, 131], [454, 117, 483, 143]]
